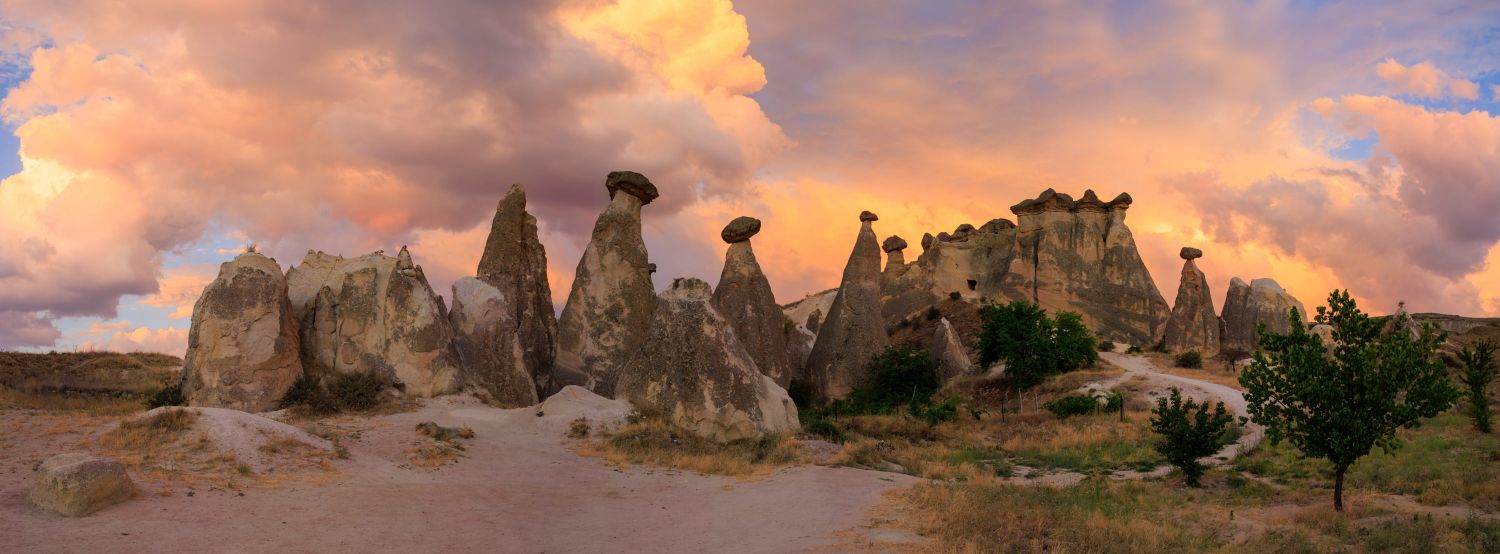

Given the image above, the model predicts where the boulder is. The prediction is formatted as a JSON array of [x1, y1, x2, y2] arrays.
[[1221, 277, 1307, 353], [1310, 324, 1335, 348], [29, 453, 134, 517], [929, 318, 973, 383], [1180, 247, 1203, 260], [474, 184, 557, 398], [713, 217, 794, 387], [617, 278, 799, 442], [1163, 249, 1219, 354], [450, 277, 537, 406], [807, 212, 889, 401], [287, 247, 461, 397], [881, 235, 910, 285], [721, 216, 762, 243], [181, 253, 302, 412], [554, 172, 658, 397]]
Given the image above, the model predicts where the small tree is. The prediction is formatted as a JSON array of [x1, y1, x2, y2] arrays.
[[976, 301, 1097, 390], [1240, 290, 1459, 511], [1149, 388, 1234, 486], [1458, 339, 1497, 433]]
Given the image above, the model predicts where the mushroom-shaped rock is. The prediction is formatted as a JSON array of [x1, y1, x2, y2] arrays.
[[714, 222, 794, 387], [605, 170, 659, 205], [979, 218, 1016, 233], [929, 318, 973, 383], [859, 210, 879, 222], [473, 184, 557, 398], [807, 210, 889, 401], [29, 453, 134, 517], [618, 278, 799, 442], [1220, 277, 1307, 353], [181, 252, 302, 412], [882, 236, 908, 253], [1180, 247, 1203, 260], [1164, 252, 1219, 354], [921, 233, 935, 251], [555, 172, 659, 397], [721, 216, 762, 243]]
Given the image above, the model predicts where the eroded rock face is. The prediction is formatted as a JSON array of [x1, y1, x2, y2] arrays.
[[1221, 277, 1307, 353], [1164, 248, 1219, 354], [713, 217, 793, 387], [181, 253, 302, 412], [554, 172, 658, 397], [929, 317, 973, 383], [617, 278, 799, 442], [29, 453, 134, 517], [807, 212, 890, 401], [474, 184, 557, 398], [287, 247, 461, 397], [450, 278, 537, 406]]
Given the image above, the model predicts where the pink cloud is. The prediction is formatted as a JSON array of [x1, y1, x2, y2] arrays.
[[1375, 58, 1478, 100], [77, 325, 188, 355]]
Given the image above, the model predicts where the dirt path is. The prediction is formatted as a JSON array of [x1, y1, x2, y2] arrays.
[[1, 396, 917, 553]]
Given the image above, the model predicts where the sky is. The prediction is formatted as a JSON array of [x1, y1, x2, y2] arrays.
[[1, 0, 1499, 355]]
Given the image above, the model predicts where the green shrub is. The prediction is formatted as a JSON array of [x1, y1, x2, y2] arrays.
[[1151, 338, 1170, 353], [948, 291, 962, 300], [786, 379, 817, 409], [1126, 345, 1143, 354], [925, 306, 942, 321], [1458, 339, 1497, 433], [803, 418, 845, 442], [1042, 392, 1121, 419], [1150, 388, 1235, 486], [837, 346, 940, 413], [1097, 340, 1115, 352], [146, 382, 184, 408], [912, 397, 960, 425], [280, 373, 337, 414], [975, 301, 1097, 390], [280, 371, 391, 413], [1173, 351, 1203, 369]]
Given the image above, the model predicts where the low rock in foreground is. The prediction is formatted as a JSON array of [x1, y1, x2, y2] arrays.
[[30, 453, 135, 517]]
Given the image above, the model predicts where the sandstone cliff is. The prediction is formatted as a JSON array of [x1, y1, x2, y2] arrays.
[[1163, 247, 1219, 354], [1220, 277, 1307, 353], [806, 211, 889, 401], [181, 252, 302, 412], [713, 217, 794, 388], [474, 184, 557, 398]]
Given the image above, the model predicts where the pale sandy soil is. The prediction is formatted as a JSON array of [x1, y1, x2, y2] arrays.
[[1, 392, 918, 553]]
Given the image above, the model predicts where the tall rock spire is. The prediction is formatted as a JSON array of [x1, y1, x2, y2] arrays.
[[713, 216, 793, 387], [1163, 247, 1219, 354], [806, 211, 889, 402], [468, 184, 557, 399], [553, 171, 659, 397]]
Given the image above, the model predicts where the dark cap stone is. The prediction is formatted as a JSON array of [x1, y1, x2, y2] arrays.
[[605, 171, 659, 205], [721, 216, 762, 243], [882, 236, 908, 253], [859, 210, 879, 222], [1180, 247, 1203, 260]]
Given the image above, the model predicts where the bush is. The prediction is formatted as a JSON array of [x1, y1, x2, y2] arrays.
[[1151, 338, 1170, 353], [925, 306, 942, 321], [1458, 340, 1497, 433], [948, 291, 962, 300], [1173, 351, 1203, 369], [1149, 388, 1235, 487], [975, 301, 1098, 390], [786, 379, 817, 409], [1043, 392, 1122, 419], [836, 346, 940, 413], [280, 371, 392, 413], [1126, 345, 1143, 354], [146, 382, 185, 408], [912, 397, 960, 425], [1097, 340, 1115, 353], [803, 418, 845, 442]]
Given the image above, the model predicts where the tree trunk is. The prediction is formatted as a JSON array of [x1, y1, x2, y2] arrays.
[[1333, 466, 1346, 512]]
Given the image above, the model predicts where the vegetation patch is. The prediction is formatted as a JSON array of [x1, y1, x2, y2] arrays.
[[580, 416, 810, 477]]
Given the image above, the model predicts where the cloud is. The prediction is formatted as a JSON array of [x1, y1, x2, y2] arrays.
[[1375, 58, 1479, 100], [0, 310, 61, 348], [139, 264, 217, 319], [0, 0, 783, 345], [77, 325, 188, 355]]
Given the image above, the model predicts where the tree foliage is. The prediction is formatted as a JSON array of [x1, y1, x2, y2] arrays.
[[975, 301, 1098, 390], [1239, 290, 1459, 511], [1149, 388, 1235, 487], [1458, 339, 1497, 434]]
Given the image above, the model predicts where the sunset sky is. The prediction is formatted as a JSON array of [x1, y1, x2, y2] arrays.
[[2, 0, 1499, 355]]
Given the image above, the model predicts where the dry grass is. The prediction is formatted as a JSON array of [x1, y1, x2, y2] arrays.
[[1140, 352, 1246, 390], [0, 351, 181, 415], [579, 416, 812, 477], [100, 408, 198, 450]]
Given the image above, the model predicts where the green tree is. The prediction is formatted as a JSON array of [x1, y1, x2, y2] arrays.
[[1149, 388, 1234, 487], [1457, 339, 1497, 434], [1240, 290, 1459, 511], [975, 301, 1098, 390]]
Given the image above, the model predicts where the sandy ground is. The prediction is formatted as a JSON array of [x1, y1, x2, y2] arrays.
[[1, 393, 918, 553]]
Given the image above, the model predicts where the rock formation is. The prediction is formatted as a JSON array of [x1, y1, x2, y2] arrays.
[[712, 216, 794, 387], [806, 211, 889, 401], [929, 317, 973, 383], [616, 278, 799, 442], [1163, 247, 1219, 354], [881, 236, 909, 285], [181, 252, 302, 412], [1220, 277, 1307, 353], [286, 247, 461, 397], [780, 289, 837, 382], [449, 277, 537, 406], [473, 184, 557, 398], [554, 171, 658, 397], [29, 453, 134, 517]]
